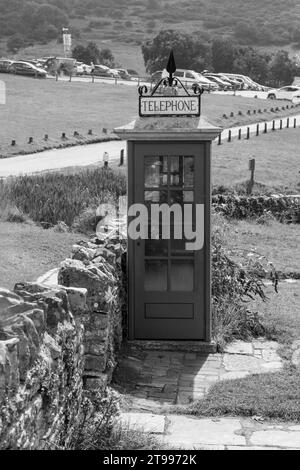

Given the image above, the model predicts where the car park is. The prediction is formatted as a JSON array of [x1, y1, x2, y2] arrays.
[[0, 59, 14, 73], [267, 86, 300, 101], [173, 69, 218, 91], [203, 73, 232, 90], [9, 61, 47, 78]]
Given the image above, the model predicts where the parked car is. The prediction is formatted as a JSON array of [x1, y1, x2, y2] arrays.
[[221, 73, 250, 90], [93, 65, 116, 77], [216, 74, 243, 90], [203, 73, 232, 90], [150, 70, 163, 82], [267, 86, 300, 101], [112, 68, 132, 80], [75, 62, 92, 75], [172, 69, 218, 91], [9, 61, 47, 78], [0, 59, 13, 73]]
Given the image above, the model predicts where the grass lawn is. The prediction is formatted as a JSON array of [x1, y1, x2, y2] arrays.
[[223, 218, 300, 276], [181, 213, 300, 422], [0, 74, 297, 158], [187, 367, 300, 422], [186, 281, 300, 422], [212, 128, 300, 192], [0, 221, 84, 290]]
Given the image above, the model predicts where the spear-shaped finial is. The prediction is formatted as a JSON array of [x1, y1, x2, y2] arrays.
[[166, 50, 176, 86]]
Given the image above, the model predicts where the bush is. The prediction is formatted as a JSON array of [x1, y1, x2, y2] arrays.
[[211, 213, 277, 347], [67, 389, 165, 450], [212, 194, 300, 223], [5, 168, 126, 227]]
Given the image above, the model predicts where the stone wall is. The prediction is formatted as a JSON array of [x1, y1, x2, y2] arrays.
[[59, 238, 125, 390], [0, 238, 125, 450]]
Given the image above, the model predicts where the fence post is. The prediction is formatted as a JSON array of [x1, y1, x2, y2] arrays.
[[287, 117, 290, 128], [247, 158, 256, 195], [246, 127, 250, 139], [280, 119, 283, 130], [238, 129, 242, 140], [256, 124, 259, 136], [294, 118, 297, 128], [228, 130, 231, 142], [272, 120, 275, 131], [218, 134, 222, 145], [264, 122, 267, 134], [119, 149, 125, 166]]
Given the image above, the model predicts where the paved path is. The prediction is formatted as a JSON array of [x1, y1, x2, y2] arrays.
[[0, 114, 299, 178], [113, 339, 282, 411], [119, 412, 300, 450], [113, 339, 300, 450]]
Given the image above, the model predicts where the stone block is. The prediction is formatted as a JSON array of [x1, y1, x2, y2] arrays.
[[84, 354, 107, 372]]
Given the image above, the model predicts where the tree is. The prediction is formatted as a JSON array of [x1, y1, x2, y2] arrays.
[[268, 50, 297, 87], [211, 38, 235, 73], [233, 47, 270, 84], [142, 30, 211, 74], [72, 43, 115, 66], [72, 45, 89, 63], [99, 48, 115, 67]]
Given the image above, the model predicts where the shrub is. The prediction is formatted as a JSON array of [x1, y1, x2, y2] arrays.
[[6, 168, 126, 227], [211, 213, 277, 347], [213, 194, 300, 223], [67, 389, 165, 450]]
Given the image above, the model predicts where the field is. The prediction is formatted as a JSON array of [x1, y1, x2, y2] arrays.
[[0, 74, 297, 158], [212, 128, 300, 192], [0, 221, 84, 290]]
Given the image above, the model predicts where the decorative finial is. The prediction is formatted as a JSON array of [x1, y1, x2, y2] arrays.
[[166, 50, 176, 87]]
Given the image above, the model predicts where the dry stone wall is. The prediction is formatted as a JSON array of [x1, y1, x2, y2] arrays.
[[0, 238, 125, 450]]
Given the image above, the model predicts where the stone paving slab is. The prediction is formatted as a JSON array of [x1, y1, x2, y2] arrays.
[[118, 412, 300, 450], [165, 416, 246, 447], [119, 412, 166, 434], [113, 339, 284, 409]]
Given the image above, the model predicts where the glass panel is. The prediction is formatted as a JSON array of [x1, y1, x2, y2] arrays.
[[169, 156, 181, 186], [145, 260, 168, 291], [145, 239, 168, 256], [144, 190, 168, 208], [184, 157, 194, 187], [171, 260, 194, 291], [169, 191, 194, 205], [144, 156, 168, 188]]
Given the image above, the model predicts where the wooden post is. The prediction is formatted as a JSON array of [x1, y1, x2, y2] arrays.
[[247, 158, 256, 195], [280, 119, 283, 130], [294, 118, 297, 128], [228, 130, 231, 142], [119, 149, 125, 166], [238, 129, 242, 140], [272, 120, 275, 131], [256, 123, 259, 136], [246, 127, 250, 139], [218, 134, 222, 145], [287, 117, 290, 128], [264, 122, 267, 134]]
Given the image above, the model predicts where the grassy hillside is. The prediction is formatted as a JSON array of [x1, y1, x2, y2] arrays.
[[1, 0, 300, 74]]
